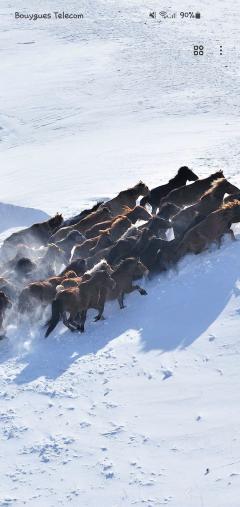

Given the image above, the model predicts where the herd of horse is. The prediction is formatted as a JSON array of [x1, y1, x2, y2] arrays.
[[0, 166, 240, 338]]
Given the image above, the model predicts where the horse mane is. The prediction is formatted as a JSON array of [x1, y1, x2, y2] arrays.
[[122, 205, 132, 214], [200, 178, 226, 199], [221, 199, 240, 210], [167, 167, 191, 184], [118, 181, 146, 197], [210, 170, 224, 179], [111, 215, 129, 226], [85, 259, 110, 276], [48, 213, 63, 228], [63, 270, 78, 278], [80, 206, 110, 224], [111, 214, 126, 224]]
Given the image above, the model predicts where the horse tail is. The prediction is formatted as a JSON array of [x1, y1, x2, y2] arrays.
[[45, 298, 62, 338]]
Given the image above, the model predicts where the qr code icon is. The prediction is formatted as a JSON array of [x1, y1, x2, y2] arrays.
[[194, 45, 204, 55]]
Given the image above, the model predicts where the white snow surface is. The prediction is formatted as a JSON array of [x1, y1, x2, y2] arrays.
[[1, 1, 240, 506]]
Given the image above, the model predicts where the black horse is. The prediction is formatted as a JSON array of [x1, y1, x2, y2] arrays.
[[140, 166, 198, 213]]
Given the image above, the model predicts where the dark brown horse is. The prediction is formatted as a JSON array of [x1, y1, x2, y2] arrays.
[[71, 230, 113, 261], [18, 270, 78, 315], [159, 171, 226, 209], [45, 270, 116, 336], [138, 236, 167, 270], [60, 258, 86, 277], [140, 166, 198, 213], [99, 216, 132, 242], [100, 181, 149, 217], [107, 257, 148, 309], [106, 236, 137, 266], [174, 201, 240, 260], [84, 205, 152, 239], [3, 213, 63, 250], [172, 178, 240, 238], [51, 207, 112, 242]]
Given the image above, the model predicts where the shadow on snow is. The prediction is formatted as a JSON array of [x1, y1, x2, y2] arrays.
[[12, 238, 240, 384]]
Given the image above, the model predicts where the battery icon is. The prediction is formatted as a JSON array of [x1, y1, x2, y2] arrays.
[[195, 12, 201, 19]]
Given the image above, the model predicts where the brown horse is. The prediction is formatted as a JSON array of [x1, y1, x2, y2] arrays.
[[50, 207, 112, 243], [85, 205, 152, 239], [99, 216, 132, 242], [107, 257, 148, 309], [159, 171, 227, 209], [45, 270, 116, 336], [140, 166, 198, 213], [173, 200, 240, 261], [57, 259, 114, 289], [172, 178, 240, 238], [0, 291, 12, 338], [60, 258, 86, 277], [100, 181, 149, 217], [138, 236, 167, 270], [3, 213, 63, 250], [18, 271, 78, 315], [71, 230, 113, 261]]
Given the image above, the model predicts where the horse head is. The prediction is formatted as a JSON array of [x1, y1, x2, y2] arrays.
[[137, 181, 149, 197], [178, 166, 198, 181], [49, 213, 63, 231]]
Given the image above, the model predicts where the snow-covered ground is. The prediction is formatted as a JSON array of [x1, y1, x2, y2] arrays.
[[1, 0, 240, 505]]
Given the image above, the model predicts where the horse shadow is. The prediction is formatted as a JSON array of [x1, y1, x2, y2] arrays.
[[13, 238, 240, 385], [0, 202, 49, 235]]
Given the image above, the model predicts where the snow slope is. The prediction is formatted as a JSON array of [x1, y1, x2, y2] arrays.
[[1, 0, 240, 505]]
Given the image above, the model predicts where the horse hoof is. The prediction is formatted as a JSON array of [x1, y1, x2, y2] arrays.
[[94, 316, 100, 322], [140, 289, 147, 295]]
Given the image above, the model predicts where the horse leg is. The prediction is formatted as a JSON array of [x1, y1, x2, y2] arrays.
[[78, 310, 87, 333], [118, 292, 125, 309], [227, 229, 236, 241], [94, 290, 107, 321], [63, 312, 78, 332], [130, 284, 148, 296]]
